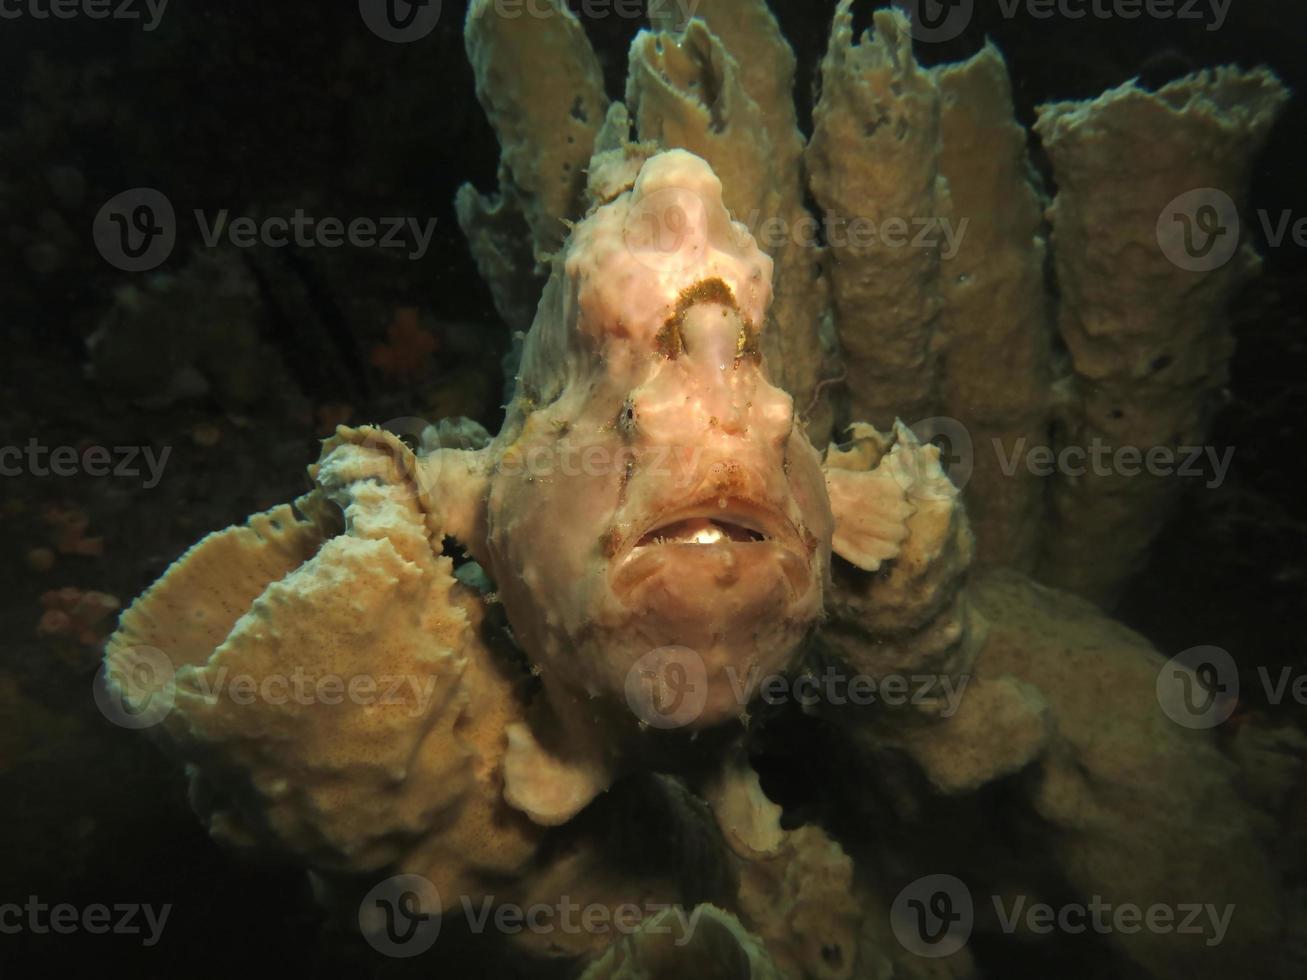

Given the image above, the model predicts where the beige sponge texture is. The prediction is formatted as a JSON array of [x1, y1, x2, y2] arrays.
[[106, 426, 541, 906]]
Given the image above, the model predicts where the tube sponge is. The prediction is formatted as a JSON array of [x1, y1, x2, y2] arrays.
[[807, 4, 945, 432], [1034, 67, 1288, 602], [932, 45, 1052, 570], [457, 0, 609, 329]]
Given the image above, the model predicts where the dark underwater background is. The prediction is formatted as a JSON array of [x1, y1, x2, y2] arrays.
[[0, 1, 1304, 977]]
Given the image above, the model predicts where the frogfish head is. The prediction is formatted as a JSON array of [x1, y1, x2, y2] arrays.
[[484, 149, 833, 732]]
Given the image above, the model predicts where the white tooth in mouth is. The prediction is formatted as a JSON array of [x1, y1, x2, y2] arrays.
[[637, 516, 766, 547], [690, 522, 724, 545]]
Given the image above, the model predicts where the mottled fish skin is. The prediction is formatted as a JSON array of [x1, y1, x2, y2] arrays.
[[481, 150, 834, 731]]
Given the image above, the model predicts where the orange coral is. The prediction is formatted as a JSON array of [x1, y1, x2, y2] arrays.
[[369, 306, 439, 380], [42, 506, 104, 557], [38, 587, 120, 646]]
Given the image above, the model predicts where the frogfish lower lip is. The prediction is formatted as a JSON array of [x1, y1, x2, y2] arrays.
[[607, 495, 814, 601]]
